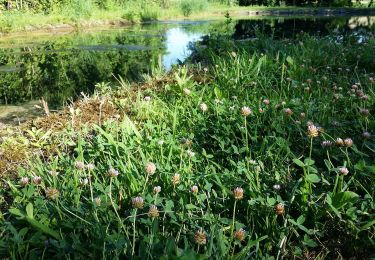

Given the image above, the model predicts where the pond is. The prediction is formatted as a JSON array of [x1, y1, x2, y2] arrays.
[[0, 15, 374, 124]]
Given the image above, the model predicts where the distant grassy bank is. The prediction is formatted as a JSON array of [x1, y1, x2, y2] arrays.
[[1, 3, 375, 35]]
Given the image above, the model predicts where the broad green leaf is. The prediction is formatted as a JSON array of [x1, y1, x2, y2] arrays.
[[293, 159, 305, 167], [25, 217, 60, 239], [306, 174, 321, 183], [331, 191, 359, 209], [286, 56, 294, 65], [9, 208, 24, 218], [26, 203, 33, 218]]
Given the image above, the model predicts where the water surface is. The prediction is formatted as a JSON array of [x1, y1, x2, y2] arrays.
[[0, 15, 374, 124]]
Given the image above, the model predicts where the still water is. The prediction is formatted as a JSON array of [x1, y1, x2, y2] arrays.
[[0, 15, 374, 124]]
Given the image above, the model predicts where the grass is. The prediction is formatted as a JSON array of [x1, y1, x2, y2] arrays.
[[0, 26, 374, 258], [0, 2, 374, 34]]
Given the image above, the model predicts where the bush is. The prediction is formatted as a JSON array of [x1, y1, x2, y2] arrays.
[[140, 9, 159, 22], [180, 0, 208, 17]]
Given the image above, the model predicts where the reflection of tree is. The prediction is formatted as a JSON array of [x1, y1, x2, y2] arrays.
[[0, 29, 165, 105], [232, 17, 374, 39]]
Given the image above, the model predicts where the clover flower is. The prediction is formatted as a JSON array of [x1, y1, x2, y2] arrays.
[[45, 188, 60, 200], [284, 108, 293, 116], [153, 186, 161, 194], [344, 138, 353, 147], [148, 205, 159, 218], [132, 196, 144, 209], [199, 103, 208, 112], [107, 168, 119, 177], [194, 228, 207, 245], [362, 132, 371, 139], [191, 185, 199, 194], [307, 125, 319, 138], [263, 99, 270, 105], [20, 177, 29, 186], [321, 140, 333, 148], [32, 176, 42, 185], [145, 162, 156, 175], [74, 161, 85, 170], [339, 167, 349, 176], [336, 138, 344, 147], [234, 228, 246, 242], [274, 203, 285, 215], [85, 163, 95, 171], [144, 96, 151, 101], [183, 88, 191, 96], [172, 173, 180, 186], [241, 106, 252, 117], [233, 187, 244, 200]]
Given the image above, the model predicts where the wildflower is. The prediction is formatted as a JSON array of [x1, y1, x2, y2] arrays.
[[306, 79, 312, 84], [203, 67, 208, 73], [49, 171, 59, 177], [153, 186, 161, 194], [300, 112, 306, 119], [191, 185, 199, 194], [187, 150, 195, 157], [339, 167, 349, 176], [85, 163, 95, 171], [107, 168, 119, 177], [94, 197, 101, 206], [158, 139, 164, 146], [307, 125, 319, 138], [259, 108, 264, 113], [172, 173, 180, 186], [281, 101, 286, 106], [363, 131, 371, 139], [183, 88, 191, 96], [234, 228, 246, 242], [263, 99, 270, 105], [132, 196, 144, 209], [360, 109, 369, 117], [336, 138, 344, 147], [284, 108, 293, 116], [361, 95, 369, 101], [32, 176, 42, 185], [233, 187, 244, 200], [231, 51, 237, 58], [321, 140, 333, 148], [304, 87, 310, 92], [45, 188, 60, 200], [286, 77, 292, 82], [74, 161, 85, 170], [148, 205, 159, 218], [20, 177, 29, 186], [80, 178, 89, 186], [241, 106, 252, 117], [344, 138, 353, 147], [199, 103, 208, 112], [273, 184, 281, 191], [351, 84, 358, 90], [145, 162, 156, 175], [194, 228, 207, 245], [231, 96, 238, 100], [369, 77, 374, 83], [274, 203, 285, 215], [144, 96, 151, 101]]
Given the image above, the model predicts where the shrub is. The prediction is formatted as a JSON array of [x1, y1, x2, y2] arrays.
[[180, 0, 208, 17]]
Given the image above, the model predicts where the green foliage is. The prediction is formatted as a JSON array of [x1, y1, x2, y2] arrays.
[[0, 24, 374, 259], [180, 0, 208, 17]]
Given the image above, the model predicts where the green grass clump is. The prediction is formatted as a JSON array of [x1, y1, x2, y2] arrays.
[[0, 31, 374, 258]]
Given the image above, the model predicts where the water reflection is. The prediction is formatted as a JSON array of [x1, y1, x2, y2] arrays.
[[0, 15, 374, 124]]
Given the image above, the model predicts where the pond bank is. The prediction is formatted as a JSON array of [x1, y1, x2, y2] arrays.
[[1, 7, 374, 37]]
